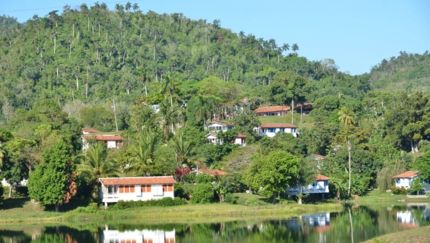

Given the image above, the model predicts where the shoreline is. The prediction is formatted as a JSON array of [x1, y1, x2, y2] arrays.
[[0, 203, 343, 225]]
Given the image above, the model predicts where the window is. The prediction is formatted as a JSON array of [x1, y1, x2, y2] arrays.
[[279, 128, 285, 132], [141, 185, 151, 193], [152, 185, 163, 196], [163, 184, 173, 192], [268, 128, 276, 133], [118, 185, 134, 193]]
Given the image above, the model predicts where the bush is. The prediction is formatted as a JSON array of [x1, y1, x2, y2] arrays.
[[74, 203, 99, 213], [391, 186, 407, 195], [182, 173, 196, 183], [194, 173, 213, 184], [191, 183, 214, 204], [224, 193, 238, 204], [110, 197, 185, 209]]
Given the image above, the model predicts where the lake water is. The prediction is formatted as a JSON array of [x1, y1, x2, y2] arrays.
[[1, 204, 429, 243]]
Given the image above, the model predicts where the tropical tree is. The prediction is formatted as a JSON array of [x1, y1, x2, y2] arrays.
[[127, 131, 159, 176], [171, 129, 195, 166], [297, 157, 318, 204], [158, 99, 182, 137], [337, 106, 356, 196], [28, 141, 77, 212], [78, 143, 118, 182]]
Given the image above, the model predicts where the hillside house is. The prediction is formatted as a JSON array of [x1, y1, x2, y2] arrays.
[[81, 128, 124, 150], [102, 226, 175, 243], [204, 121, 234, 132], [256, 123, 298, 137], [99, 176, 176, 208], [392, 171, 430, 192], [206, 132, 247, 146], [293, 103, 313, 114], [254, 106, 290, 116], [286, 174, 331, 196]]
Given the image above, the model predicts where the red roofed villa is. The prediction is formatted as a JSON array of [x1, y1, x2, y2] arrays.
[[256, 123, 298, 138], [393, 171, 419, 190], [254, 106, 290, 116], [99, 176, 176, 207], [81, 128, 124, 150]]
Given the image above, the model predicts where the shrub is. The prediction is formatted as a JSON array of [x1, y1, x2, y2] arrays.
[[391, 186, 407, 195], [194, 173, 213, 184], [224, 193, 238, 204], [191, 183, 214, 204], [182, 173, 196, 183]]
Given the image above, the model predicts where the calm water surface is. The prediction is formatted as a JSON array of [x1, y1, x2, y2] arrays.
[[1, 204, 429, 243]]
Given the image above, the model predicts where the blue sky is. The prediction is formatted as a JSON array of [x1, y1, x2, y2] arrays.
[[1, 0, 429, 75]]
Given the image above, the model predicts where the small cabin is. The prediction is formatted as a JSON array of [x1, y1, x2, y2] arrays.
[[206, 132, 247, 147], [256, 123, 298, 138], [99, 176, 176, 208], [254, 106, 290, 116], [204, 121, 234, 132], [81, 128, 124, 150]]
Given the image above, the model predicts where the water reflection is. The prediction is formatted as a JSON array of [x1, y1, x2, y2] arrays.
[[1, 205, 430, 243], [102, 226, 175, 243]]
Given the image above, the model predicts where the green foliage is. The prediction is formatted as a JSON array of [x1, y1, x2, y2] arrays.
[[413, 151, 430, 182], [194, 173, 213, 184], [27, 141, 76, 211], [111, 197, 184, 209], [243, 150, 300, 201], [390, 186, 407, 195], [408, 178, 424, 195], [191, 183, 214, 204]]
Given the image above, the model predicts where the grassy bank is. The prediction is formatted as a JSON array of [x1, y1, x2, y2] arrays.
[[352, 190, 429, 205], [362, 225, 430, 243], [0, 197, 342, 225]]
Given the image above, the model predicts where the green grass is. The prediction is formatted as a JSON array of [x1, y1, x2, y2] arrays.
[[362, 225, 430, 243], [0, 196, 343, 225], [351, 190, 429, 205], [258, 113, 315, 130]]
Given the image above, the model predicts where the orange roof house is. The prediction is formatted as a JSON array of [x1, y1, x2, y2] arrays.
[[99, 176, 176, 207], [254, 106, 290, 116], [393, 171, 420, 190], [81, 128, 124, 150], [256, 123, 299, 138], [392, 171, 419, 179]]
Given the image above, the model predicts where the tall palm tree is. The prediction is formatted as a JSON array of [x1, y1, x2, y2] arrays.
[[338, 106, 356, 196], [158, 99, 181, 137], [78, 143, 118, 182], [171, 130, 195, 166], [127, 132, 158, 176], [162, 74, 176, 106], [195, 96, 213, 128]]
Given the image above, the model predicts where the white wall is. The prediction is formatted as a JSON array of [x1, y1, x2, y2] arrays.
[[286, 180, 329, 195], [258, 127, 298, 138], [395, 177, 413, 189], [103, 228, 175, 243], [107, 140, 117, 148], [234, 138, 246, 146], [100, 184, 175, 203]]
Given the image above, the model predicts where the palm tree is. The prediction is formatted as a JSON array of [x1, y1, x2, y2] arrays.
[[0, 142, 6, 168], [158, 99, 181, 137], [127, 132, 158, 176], [162, 74, 177, 106], [292, 43, 299, 53], [195, 96, 213, 128], [171, 130, 195, 166], [78, 143, 118, 182], [338, 106, 356, 196]]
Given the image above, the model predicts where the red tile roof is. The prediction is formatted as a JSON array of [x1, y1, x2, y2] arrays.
[[392, 171, 419, 179], [199, 169, 227, 176], [312, 154, 327, 159], [315, 174, 331, 180], [237, 133, 248, 138], [82, 128, 101, 133], [99, 176, 176, 185], [82, 135, 124, 141], [254, 106, 290, 113], [260, 123, 298, 128]]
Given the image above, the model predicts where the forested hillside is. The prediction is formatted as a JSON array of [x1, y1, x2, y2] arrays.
[[0, 3, 369, 114], [0, 3, 429, 209], [369, 51, 430, 93]]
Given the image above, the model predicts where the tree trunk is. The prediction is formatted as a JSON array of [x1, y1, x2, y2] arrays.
[[113, 98, 118, 132], [55, 203, 59, 212], [347, 139, 352, 196], [348, 207, 354, 243], [291, 99, 294, 124]]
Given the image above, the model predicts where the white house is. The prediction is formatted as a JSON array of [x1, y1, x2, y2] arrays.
[[206, 132, 247, 147], [286, 174, 331, 196], [204, 121, 234, 132], [102, 226, 175, 243], [393, 171, 420, 190], [256, 123, 298, 138], [81, 128, 124, 150], [254, 106, 290, 116], [99, 176, 176, 208]]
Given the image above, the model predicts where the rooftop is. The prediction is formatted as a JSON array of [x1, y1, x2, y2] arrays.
[[392, 171, 419, 179], [254, 106, 290, 113], [260, 123, 298, 128], [99, 176, 176, 185], [82, 128, 101, 133], [316, 174, 331, 181], [82, 135, 124, 141]]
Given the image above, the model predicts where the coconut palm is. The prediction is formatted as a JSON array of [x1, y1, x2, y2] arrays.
[[171, 130, 195, 166], [126, 132, 158, 176], [338, 106, 356, 196], [158, 99, 182, 137], [78, 142, 118, 181]]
